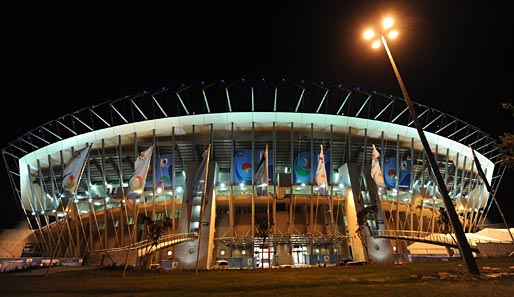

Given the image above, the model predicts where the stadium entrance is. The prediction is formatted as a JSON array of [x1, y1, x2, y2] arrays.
[[292, 246, 308, 265], [254, 246, 274, 268]]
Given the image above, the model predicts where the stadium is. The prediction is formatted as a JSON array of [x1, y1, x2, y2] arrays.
[[1, 78, 511, 270]]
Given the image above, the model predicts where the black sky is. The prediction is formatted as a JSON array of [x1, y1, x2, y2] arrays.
[[2, 1, 513, 228]]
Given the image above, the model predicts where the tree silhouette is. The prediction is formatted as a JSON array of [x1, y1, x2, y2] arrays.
[[499, 102, 514, 168], [437, 207, 452, 234], [139, 216, 172, 268]]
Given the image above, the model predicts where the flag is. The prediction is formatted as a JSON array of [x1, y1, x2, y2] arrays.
[[61, 144, 92, 196], [192, 147, 210, 203], [127, 145, 154, 199], [371, 144, 386, 193], [315, 145, 329, 196], [254, 146, 268, 196], [146, 154, 173, 189]]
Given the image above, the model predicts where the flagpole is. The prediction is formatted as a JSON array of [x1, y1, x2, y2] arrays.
[[265, 145, 271, 270], [46, 144, 92, 277], [196, 145, 211, 274]]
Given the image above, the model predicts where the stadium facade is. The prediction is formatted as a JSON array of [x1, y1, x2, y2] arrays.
[[1, 79, 507, 269]]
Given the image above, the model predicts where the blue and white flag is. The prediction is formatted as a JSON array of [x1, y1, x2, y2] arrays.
[[315, 145, 329, 196], [61, 144, 92, 196], [254, 146, 268, 196], [371, 144, 386, 194], [127, 145, 154, 199]]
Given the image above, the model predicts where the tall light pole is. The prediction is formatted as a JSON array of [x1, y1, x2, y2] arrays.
[[364, 17, 480, 275]]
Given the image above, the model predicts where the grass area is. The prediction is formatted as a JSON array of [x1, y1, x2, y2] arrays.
[[1, 257, 514, 297]]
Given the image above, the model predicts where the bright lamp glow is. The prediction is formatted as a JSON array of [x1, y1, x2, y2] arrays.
[[363, 29, 375, 40], [365, 17, 397, 49], [382, 17, 394, 30], [388, 30, 398, 39]]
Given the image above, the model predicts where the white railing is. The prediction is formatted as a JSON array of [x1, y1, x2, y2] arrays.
[[372, 229, 479, 251], [93, 232, 197, 256]]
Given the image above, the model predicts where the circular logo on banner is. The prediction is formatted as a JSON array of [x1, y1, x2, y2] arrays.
[[234, 150, 253, 183], [295, 152, 311, 183], [188, 247, 195, 254], [130, 176, 143, 191]]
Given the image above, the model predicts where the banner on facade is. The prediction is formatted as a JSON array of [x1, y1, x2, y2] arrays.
[[383, 158, 411, 188], [293, 150, 330, 184], [233, 149, 273, 184]]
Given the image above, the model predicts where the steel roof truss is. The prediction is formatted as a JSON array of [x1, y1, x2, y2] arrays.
[[484, 146, 500, 156], [175, 92, 190, 115], [435, 119, 457, 134], [336, 91, 351, 115], [273, 88, 277, 112], [315, 89, 329, 113], [109, 104, 128, 124], [251, 87, 254, 112], [459, 129, 478, 142], [355, 94, 371, 117], [294, 88, 305, 113], [130, 99, 147, 120], [72, 115, 93, 131], [20, 137, 39, 150], [392, 106, 408, 123], [409, 107, 429, 127], [11, 141, 29, 154], [448, 124, 467, 138], [225, 88, 232, 112], [202, 89, 211, 113], [373, 100, 394, 120], [469, 134, 488, 147], [56, 120, 77, 136], [89, 109, 111, 127], [423, 113, 443, 130], [29, 132, 50, 145], [151, 95, 167, 118]]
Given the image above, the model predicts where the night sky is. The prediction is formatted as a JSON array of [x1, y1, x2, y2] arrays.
[[2, 1, 513, 228]]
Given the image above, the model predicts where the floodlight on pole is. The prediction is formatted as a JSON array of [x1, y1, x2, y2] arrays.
[[363, 17, 480, 276]]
